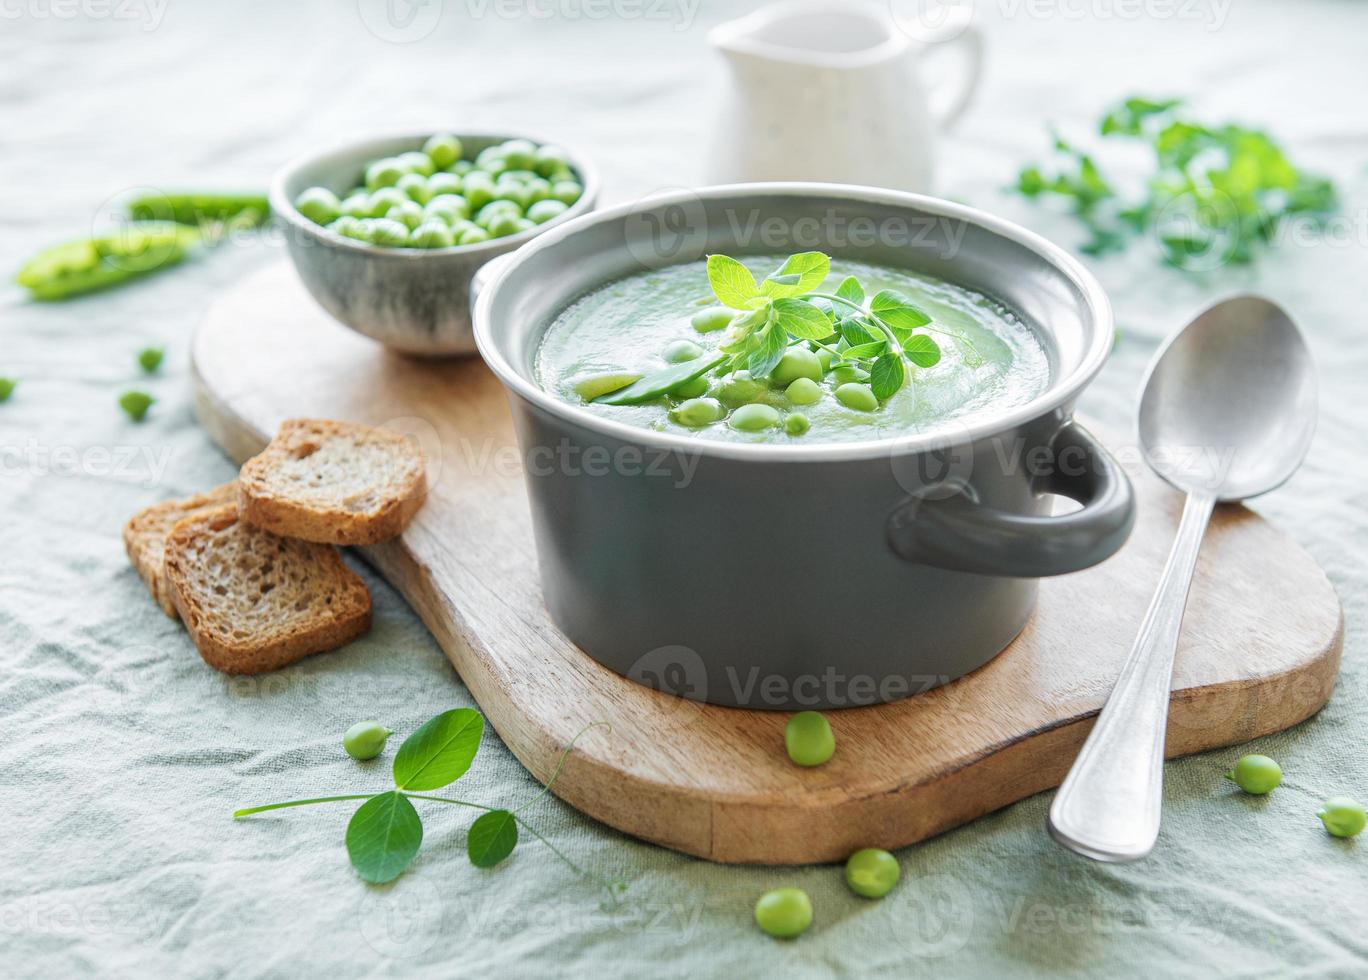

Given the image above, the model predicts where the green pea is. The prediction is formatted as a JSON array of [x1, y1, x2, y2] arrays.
[[662, 340, 704, 364], [573, 372, 642, 400], [835, 383, 879, 412], [476, 199, 520, 229], [784, 710, 834, 766], [463, 174, 495, 211], [534, 145, 571, 178], [475, 145, 506, 169], [512, 217, 535, 234], [845, 848, 899, 898], [784, 413, 810, 436], [524, 177, 551, 203], [449, 159, 475, 175], [829, 364, 870, 385], [394, 173, 429, 205], [138, 345, 164, 374], [423, 133, 463, 169], [527, 199, 569, 225], [410, 221, 455, 249], [424, 195, 470, 225], [1317, 797, 1366, 838], [784, 377, 822, 406], [0, 378, 15, 403], [486, 212, 523, 238], [672, 376, 710, 400], [716, 373, 772, 409], [670, 397, 724, 428], [386, 201, 425, 230], [427, 173, 463, 199], [328, 216, 369, 241], [730, 403, 781, 432], [500, 139, 538, 170], [754, 888, 812, 939], [118, 389, 154, 422], [458, 226, 491, 245], [815, 346, 835, 371], [367, 187, 409, 218], [494, 181, 533, 211], [367, 218, 410, 247], [691, 307, 733, 334], [1225, 754, 1281, 795], [552, 180, 583, 205], [397, 150, 435, 177], [365, 158, 406, 190], [340, 193, 371, 219], [295, 186, 341, 225], [343, 720, 393, 761], [771, 347, 823, 386]]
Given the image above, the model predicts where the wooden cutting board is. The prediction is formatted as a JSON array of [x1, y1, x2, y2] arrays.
[[192, 262, 1343, 864]]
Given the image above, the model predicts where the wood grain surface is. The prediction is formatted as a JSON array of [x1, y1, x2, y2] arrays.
[[191, 262, 1343, 864]]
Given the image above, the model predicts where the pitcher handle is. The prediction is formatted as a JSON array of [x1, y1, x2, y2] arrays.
[[910, 9, 984, 130]]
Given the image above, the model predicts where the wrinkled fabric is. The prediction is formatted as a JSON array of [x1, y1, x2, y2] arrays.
[[3, 1, 1366, 976]]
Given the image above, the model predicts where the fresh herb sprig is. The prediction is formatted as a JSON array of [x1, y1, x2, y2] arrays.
[[234, 709, 618, 892], [1015, 96, 1337, 269], [595, 252, 948, 406]]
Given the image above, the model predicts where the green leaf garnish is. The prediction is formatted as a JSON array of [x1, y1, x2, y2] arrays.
[[834, 275, 864, 306], [138, 346, 164, 374], [870, 352, 906, 400], [345, 791, 423, 884], [870, 290, 931, 331], [706, 254, 761, 309], [771, 297, 832, 341], [760, 251, 830, 299], [593, 354, 727, 405], [903, 333, 942, 368], [1013, 96, 1337, 270], [118, 390, 154, 422], [747, 320, 789, 378], [467, 809, 519, 868], [392, 707, 484, 791]]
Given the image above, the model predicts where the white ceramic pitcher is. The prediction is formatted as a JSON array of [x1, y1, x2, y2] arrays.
[[704, 0, 983, 193]]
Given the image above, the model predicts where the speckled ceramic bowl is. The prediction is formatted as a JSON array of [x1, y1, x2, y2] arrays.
[[270, 132, 600, 357]]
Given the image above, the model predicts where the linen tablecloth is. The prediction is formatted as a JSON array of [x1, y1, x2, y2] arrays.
[[4, 1, 1365, 975]]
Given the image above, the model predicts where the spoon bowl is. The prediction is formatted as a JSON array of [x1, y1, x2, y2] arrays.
[[1138, 295, 1317, 500]]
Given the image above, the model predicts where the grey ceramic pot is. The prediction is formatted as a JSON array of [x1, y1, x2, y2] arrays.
[[270, 132, 599, 357], [474, 184, 1135, 709]]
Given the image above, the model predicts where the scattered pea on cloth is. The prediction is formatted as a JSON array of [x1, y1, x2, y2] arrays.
[[754, 887, 813, 939], [1225, 754, 1283, 795], [1317, 797, 1366, 838], [342, 721, 392, 761], [293, 134, 583, 250]]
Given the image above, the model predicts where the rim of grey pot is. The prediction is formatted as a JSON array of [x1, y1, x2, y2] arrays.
[[473, 182, 1113, 463], [269, 130, 602, 258]]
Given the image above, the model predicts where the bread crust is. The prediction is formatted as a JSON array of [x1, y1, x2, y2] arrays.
[[123, 482, 239, 618], [237, 418, 426, 545], [163, 504, 372, 674]]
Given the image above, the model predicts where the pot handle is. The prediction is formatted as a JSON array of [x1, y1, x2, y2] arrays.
[[886, 421, 1135, 577]]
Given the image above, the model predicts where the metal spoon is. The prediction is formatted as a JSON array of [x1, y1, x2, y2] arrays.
[[1048, 295, 1318, 863]]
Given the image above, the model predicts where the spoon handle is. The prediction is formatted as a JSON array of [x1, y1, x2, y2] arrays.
[[1048, 491, 1217, 862]]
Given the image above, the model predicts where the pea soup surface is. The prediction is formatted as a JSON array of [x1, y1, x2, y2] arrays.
[[535, 256, 1051, 444]]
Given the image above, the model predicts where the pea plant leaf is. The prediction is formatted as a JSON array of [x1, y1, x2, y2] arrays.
[[345, 792, 423, 884], [903, 333, 942, 368], [759, 251, 830, 299], [834, 275, 864, 307], [840, 341, 887, 361], [747, 321, 789, 379], [467, 809, 519, 869], [870, 290, 932, 331], [839, 317, 881, 348], [706, 254, 762, 309], [772, 298, 833, 341], [870, 352, 907, 400], [392, 708, 485, 791]]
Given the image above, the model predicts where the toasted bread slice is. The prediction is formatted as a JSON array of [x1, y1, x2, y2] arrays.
[[237, 419, 426, 545], [163, 504, 371, 674], [124, 482, 239, 618]]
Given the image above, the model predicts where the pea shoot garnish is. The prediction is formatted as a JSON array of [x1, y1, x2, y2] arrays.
[[137, 345, 164, 374], [1014, 96, 1337, 268], [0, 377, 15, 403], [118, 389, 155, 422], [594, 251, 959, 409], [235, 709, 621, 892]]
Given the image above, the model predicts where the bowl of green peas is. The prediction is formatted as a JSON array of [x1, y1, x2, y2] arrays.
[[271, 131, 598, 356]]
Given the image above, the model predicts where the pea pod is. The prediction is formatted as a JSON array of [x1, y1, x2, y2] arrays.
[[594, 354, 727, 406], [126, 191, 270, 228], [16, 222, 200, 301]]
